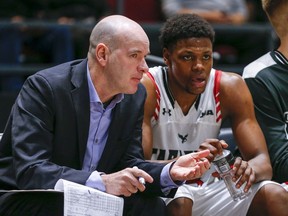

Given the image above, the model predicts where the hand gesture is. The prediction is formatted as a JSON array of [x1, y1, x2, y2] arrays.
[[170, 149, 211, 181]]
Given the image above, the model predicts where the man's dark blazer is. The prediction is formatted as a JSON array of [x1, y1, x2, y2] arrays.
[[0, 59, 174, 197]]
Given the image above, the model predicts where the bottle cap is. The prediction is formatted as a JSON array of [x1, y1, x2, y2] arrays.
[[213, 149, 234, 164]]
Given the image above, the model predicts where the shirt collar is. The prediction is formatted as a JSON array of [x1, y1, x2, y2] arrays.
[[274, 50, 288, 65]]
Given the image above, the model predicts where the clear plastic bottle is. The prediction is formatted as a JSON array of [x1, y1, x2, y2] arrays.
[[212, 149, 251, 201]]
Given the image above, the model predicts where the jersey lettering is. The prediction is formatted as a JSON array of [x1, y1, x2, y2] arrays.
[[200, 110, 214, 118], [152, 148, 196, 160]]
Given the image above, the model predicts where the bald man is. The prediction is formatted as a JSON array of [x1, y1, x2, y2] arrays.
[[0, 15, 210, 215]]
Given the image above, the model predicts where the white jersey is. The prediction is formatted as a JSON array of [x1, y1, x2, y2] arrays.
[[148, 66, 222, 161], [147, 66, 277, 216]]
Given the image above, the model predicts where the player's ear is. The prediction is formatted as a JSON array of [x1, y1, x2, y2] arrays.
[[163, 48, 170, 66]]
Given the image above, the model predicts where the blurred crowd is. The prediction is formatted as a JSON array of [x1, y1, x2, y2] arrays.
[[0, 0, 272, 91]]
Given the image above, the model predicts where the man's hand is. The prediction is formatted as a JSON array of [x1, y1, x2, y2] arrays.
[[169, 149, 211, 181], [101, 167, 153, 197], [198, 138, 229, 162], [199, 139, 255, 191], [232, 157, 255, 193]]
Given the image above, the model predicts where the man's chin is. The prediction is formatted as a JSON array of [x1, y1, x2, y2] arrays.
[[125, 87, 138, 95]]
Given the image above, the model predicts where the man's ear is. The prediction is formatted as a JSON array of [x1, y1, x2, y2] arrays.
[[163, 48, 170, 66], [95, 43, 109, 66]]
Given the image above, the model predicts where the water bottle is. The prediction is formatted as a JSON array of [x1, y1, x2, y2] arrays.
[[212, 149, 251, 201]]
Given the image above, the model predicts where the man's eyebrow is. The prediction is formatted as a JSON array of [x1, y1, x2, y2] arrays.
[[129, 49, 142, 53], [129, 49, 150, 56]]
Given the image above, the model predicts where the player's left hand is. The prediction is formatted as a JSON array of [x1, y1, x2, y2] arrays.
[[232, 157, 255, 193]]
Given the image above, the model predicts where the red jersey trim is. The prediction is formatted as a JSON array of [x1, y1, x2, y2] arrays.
[[146, 71, 161, 121], [214, 70, 222, 123]]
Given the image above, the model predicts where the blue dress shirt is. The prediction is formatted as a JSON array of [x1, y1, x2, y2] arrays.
[[83, 66, 179, 193]]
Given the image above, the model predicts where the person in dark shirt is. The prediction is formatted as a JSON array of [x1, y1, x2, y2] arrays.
[[243, 0, 288, 183]]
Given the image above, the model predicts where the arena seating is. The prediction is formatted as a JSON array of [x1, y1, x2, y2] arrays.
[[107, 0, 164, 23], [0, 20, 277, 131]]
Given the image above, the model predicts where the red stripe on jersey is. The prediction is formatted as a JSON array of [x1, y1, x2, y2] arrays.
[[146, 71, 161, 121], [214, 70, 222, 123]]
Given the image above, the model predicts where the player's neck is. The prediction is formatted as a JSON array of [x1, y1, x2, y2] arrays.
[[169, 85, 199, 115], [277, 40, 288, 60]]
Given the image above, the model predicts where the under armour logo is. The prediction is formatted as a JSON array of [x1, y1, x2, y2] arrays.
[[162, 108, 172, 116], [178, 134, 188, 143]]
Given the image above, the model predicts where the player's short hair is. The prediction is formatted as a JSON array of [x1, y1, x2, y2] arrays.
[[159, 13, 215, 51]]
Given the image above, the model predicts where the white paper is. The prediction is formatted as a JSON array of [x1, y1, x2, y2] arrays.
[[55, 179, 124, 216]]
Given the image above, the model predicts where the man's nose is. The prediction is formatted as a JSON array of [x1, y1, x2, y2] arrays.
[[193, 59, 205, 70], [138, 60, 149, 73]]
